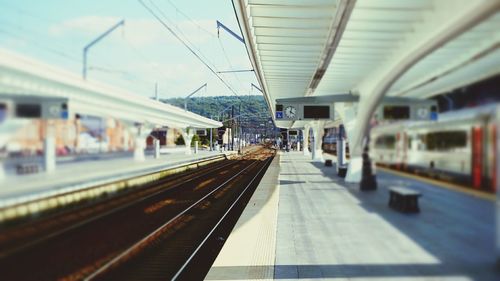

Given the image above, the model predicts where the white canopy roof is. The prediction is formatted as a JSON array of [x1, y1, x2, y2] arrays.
[[0, 49, 221, 129], [234, 0, 500, 148]]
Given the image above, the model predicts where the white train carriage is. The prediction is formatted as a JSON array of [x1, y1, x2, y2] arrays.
[[371, 104, 498, 192]]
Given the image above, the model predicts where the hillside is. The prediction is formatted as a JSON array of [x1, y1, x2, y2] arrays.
[[161, 95, 271, 126]]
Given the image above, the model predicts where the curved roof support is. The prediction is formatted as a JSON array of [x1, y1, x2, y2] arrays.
[[349, 0, 500, 156]]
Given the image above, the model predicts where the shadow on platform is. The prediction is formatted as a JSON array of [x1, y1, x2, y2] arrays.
[[308, 161, 498, 280], [207, 263, 499, 280]]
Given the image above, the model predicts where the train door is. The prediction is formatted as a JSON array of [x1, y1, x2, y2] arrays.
[[402, 132, 408, 170], [475, 116, 496, 192], [491, 123, 497, 192], [471, 126, 482, 189], [486, 118, 497, 192], [395, 132, 407, 170]]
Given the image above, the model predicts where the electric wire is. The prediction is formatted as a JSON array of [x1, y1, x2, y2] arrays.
[[164, 0, 217, 38], [148, 0, 221, 79], [138, 0, 242, 100]]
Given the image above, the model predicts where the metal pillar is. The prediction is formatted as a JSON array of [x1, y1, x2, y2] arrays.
[[231, 105, 235, 151], [210, 127, 213, 151], [155, 83, 159, 101]]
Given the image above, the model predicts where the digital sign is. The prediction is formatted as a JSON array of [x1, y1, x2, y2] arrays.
[[16, 104, 42, 118], [383, 106, 410, 120], [303, 106, 330, 119]]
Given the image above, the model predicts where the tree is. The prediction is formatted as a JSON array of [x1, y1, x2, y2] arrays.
[[175, 135, 185, 145]]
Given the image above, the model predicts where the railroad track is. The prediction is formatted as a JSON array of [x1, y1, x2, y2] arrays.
[[0, 146, 274, 280]]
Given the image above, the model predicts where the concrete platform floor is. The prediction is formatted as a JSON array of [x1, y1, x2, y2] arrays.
[[207, 151, 499, 281], [0, 149, 229, 208]]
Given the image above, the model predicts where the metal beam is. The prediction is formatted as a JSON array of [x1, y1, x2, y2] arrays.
[[217, 20, 245, 44], [276, 94, 439, 105], [185, 83, 207, 111], [83, 19, 125, 80]]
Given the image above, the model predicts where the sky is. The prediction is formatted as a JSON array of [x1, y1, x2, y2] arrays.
[[0, 0, 259, 99]]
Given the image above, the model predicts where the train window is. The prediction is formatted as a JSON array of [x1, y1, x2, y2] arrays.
[[426, 131, 467, 151], [375, 135, 396, 149]]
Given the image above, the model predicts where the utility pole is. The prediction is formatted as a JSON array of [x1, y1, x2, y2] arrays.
[[209, 114, 214, 152], [155, 82, 159, 101], [184, 83, 207, 111], [83, 19, 125, 80], [238, 103, 241, 153], [231, 105, 235, 151]]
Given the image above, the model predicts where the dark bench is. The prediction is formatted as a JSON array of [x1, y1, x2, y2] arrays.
[[16, 163, 40, 175], [388, 186, 422, 213]]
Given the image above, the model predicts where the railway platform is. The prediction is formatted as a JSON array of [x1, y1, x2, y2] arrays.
[[0, 149, 235, 210], [206, 151, 499, 280]]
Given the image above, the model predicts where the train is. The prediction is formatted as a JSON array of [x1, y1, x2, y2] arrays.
[[370, 104, 498, 192]]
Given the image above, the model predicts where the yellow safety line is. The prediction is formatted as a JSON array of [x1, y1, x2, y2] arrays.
[[377, 166, 496, 202]]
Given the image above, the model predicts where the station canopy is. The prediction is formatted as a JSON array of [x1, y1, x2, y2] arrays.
[[0, 49, 222, 129], [233, 0, 500, 131]]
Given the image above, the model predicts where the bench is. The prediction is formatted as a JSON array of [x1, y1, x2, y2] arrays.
[[388, 186, 422, 213], [16, 163, 40, 175]]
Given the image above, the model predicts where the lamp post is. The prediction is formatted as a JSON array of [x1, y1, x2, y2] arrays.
[[82, 19, 125, 80]]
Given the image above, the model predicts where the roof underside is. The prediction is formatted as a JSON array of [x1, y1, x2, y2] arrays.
[[234, 0, 500, 128]]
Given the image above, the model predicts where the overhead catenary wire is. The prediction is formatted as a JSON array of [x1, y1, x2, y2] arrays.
[[147, 0, 223, 82], [217, 36, 245, 91], [121, 32, 180, 96], [138, 0, 242, 100], [164, 0, 217, 38], [0, 28, 81, 64]]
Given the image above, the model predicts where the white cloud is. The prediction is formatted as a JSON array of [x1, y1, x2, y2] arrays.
[[48, 15, 216, 47], [45, 15, 255, 98]]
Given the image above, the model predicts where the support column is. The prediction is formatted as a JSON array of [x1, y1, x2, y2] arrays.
[[123, 130, 130, 151], [181, 128, 194, 155], [134, 137, 146, 162], [311, 121, 325, 162], [340, 105, 363, 183], [297, 140, 301, 152], [495, 107, 500, 266], [336, 126, 347, 177], [133, 124, 150, 162], [153, 139, 160, 159], [194, 141, 198, 154], [360, 138, 377, 191], [44, 125, 56, 172], [0, 161, 5, 181], [302, 125, 310, 156]]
